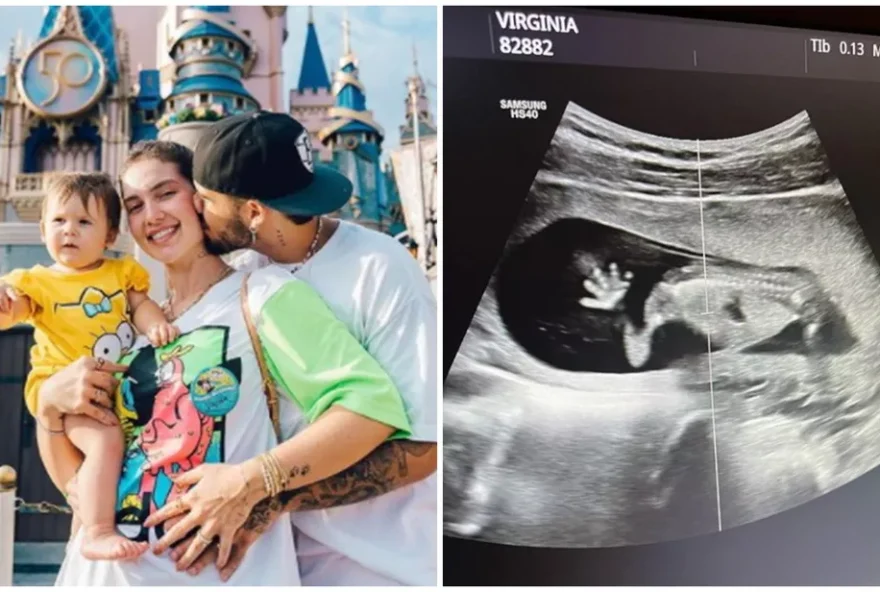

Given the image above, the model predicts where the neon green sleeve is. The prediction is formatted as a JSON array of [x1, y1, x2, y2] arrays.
[[257, 279, 412, 440]]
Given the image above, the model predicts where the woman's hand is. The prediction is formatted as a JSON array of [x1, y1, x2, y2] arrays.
[[145, 461, 266, 570], [171, 497, 283, 581], [37, 356, 126, 428]]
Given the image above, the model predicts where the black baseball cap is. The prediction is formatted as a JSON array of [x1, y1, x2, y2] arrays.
[[193, 111, 353, 216]]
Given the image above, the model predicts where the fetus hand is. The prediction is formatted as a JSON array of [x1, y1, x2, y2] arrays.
[[579, 262, 633, 311]]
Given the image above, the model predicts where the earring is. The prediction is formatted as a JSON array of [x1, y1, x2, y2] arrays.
[[249, 226, 258, 245]]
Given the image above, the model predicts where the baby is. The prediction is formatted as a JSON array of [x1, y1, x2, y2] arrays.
[[0, 172, 179, 560]]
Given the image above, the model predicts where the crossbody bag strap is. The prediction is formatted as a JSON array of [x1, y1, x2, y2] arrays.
[[240, 272, 281, 440]]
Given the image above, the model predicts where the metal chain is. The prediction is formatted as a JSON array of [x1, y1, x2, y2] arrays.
[[13, 497, 71, 515], [161, 265, 235, 322]]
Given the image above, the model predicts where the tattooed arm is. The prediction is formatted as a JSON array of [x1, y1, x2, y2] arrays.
[[174, 439, 437, 581], [255, 439, 435, 517]]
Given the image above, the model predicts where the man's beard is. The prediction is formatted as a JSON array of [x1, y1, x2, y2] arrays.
[[199, 213, 251, 256]]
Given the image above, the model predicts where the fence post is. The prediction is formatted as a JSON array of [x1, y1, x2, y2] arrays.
[[0, 465, 16, 587]]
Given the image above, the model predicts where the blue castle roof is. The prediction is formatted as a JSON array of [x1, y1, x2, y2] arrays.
[[169, 74, 249, 98], [336, 120, 380, 135], [193, 6, 229, 13], [336, 63, 366, 111], [326, 57, 382, 140], [39, 6, 119, 84], [164, 7, 256, 107], [298, 21, 330, 91], [291, 12, 411, 240]]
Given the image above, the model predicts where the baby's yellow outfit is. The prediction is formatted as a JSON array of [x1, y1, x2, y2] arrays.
[[2, 257, 150, 415]]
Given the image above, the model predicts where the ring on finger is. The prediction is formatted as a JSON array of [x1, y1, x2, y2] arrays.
[[196, 530, 212, 545]]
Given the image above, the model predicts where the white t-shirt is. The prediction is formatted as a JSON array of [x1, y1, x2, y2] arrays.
[[56, 270, 299, 586], [229, 221, 438, 586], [55, 264, 413, 586]]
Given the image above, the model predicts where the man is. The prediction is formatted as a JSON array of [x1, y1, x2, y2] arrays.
[[188, 112, 437, 585], [52, 136, 436, 584]]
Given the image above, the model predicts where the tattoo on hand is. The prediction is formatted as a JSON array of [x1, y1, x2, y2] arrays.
[[243, 497, 280, 534], [276, 229, 287, 247]]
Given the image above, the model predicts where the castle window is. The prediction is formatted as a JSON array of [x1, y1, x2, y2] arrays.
[[235, 97, 244, 109], [200, 94, 209, 104], [168, 100, 174, 110], [144, 109, 156, 123], [227, 41, 234, 52], [243, 29, 251, 38], [201, 38, 209, 48]]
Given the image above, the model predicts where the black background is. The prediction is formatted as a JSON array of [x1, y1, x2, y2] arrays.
[[444, 7, 880, 586]]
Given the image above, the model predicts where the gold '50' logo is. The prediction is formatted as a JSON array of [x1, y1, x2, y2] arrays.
[[36, 48, 94, 107]]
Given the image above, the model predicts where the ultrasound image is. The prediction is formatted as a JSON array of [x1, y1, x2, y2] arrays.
[[444, 102, 880, 548]]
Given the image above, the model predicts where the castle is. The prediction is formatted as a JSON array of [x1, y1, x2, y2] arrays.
[[0, 6, 437, 295]]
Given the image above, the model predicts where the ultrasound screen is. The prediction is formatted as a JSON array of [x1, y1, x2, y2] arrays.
[[444, 6, 880, 585]]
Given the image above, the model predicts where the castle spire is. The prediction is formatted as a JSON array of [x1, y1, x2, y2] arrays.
[[6, 35, 14, 85], [317, 10, 384, 144], [342, 9, 350, 57], [297, 6, 330, 91], [399, 42, 436, 146], [308, 5, 314, 24]]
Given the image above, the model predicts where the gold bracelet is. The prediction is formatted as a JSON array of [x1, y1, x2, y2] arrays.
[[266, 452, 288, 492], [264, 452, 283, 495], [258, 454, 277, 497], [260, 452, 285, 497], [257, 454, 271, 496]]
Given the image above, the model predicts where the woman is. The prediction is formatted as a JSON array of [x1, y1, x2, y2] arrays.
[[33, 141, 411, 586]]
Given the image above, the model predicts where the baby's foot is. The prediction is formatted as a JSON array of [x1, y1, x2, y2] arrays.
[[579, 262, 633, 311], [81, 524, 148, 561]]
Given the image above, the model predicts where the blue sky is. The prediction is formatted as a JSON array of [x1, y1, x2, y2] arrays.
[[0, 6, 437, 151]]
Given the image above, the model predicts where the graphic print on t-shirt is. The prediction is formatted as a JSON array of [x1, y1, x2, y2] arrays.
[[54, 286, 136, 362], [112, 326, 242, 542]]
